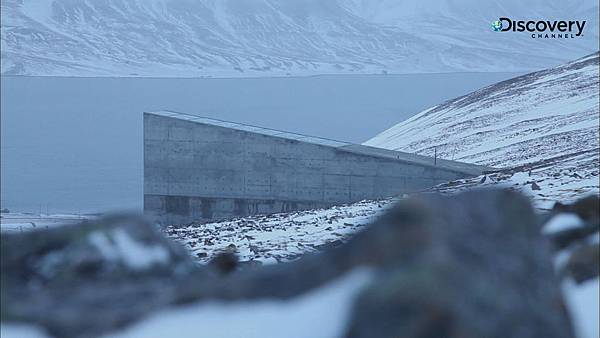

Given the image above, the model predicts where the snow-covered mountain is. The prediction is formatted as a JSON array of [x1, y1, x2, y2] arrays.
[[2, 0, 598, 77], [365, 52, 599, 208], [365, 52, 599, 167]]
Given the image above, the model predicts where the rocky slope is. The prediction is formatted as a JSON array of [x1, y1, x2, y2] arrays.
[[165, 198, 395, 264], [2, 0, 598, 77]]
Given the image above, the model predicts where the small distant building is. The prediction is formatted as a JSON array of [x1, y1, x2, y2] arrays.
[[144, 111, 488, 225]]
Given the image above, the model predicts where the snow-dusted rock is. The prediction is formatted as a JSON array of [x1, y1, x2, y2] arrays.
[[0, 215, 197, 337], [1, 190, 576, 338]]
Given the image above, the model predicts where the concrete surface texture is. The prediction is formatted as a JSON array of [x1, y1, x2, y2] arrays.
[[144, 111, 489, 225]]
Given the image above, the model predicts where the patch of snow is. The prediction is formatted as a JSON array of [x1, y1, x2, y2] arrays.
[[104, 268, 374, 338], [89, 231, 121, 261], [88, 229, 170, 270], [0, 323, 51, 338], [562, 278, 600, 338], [542, 213, 584, 234], [553, 249, 574, 272], [0, 213, 92, 233]]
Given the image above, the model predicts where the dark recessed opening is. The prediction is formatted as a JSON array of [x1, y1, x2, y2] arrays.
[[165, 196, 190, 216]]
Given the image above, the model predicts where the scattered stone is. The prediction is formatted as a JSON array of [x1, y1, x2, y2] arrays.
[[547, 223, 599, 250], [563, 243, 600, 283], [316, 239, 343, 251], [209, 252, 238, 275], [238, 260, 263, 269], [552, 196, 599, 222], [570, 196, 600, 222], [544, 196, 599, 284]]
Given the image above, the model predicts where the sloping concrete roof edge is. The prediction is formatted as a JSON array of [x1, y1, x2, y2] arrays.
[[145, 110, 492, 176]]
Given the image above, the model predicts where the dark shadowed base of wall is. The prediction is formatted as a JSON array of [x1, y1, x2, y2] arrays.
[[145, 194, 334, 226]]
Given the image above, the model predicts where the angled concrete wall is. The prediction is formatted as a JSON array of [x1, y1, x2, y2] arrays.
[[144, 111, 488, 225]]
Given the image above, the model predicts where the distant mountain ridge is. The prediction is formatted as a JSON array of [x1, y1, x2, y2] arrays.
[[1, 0, 598, 77]]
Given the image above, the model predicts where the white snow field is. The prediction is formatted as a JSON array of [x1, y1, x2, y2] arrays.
[[103, 268, 375, 338], [2, 0, 598, 77], [0, 212, 93, 233]]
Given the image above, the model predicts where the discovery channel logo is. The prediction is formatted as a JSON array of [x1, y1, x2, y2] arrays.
[[491, 17, 586, 39], [491, 20, 503, 31]]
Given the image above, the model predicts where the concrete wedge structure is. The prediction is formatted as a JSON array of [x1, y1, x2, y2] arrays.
[[144, 111, 490, 225]]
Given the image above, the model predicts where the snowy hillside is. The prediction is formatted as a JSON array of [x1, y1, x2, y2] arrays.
[[365, 53, 600, 202], [365, 52, 599, 167], [365, 52, 599, 207], [2, 0, 598, 77]]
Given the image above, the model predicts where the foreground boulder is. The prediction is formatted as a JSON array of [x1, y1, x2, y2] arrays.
[[1, 190, 576, 338], [546, 196, 600, 284], [1, 215, 198, 337]]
